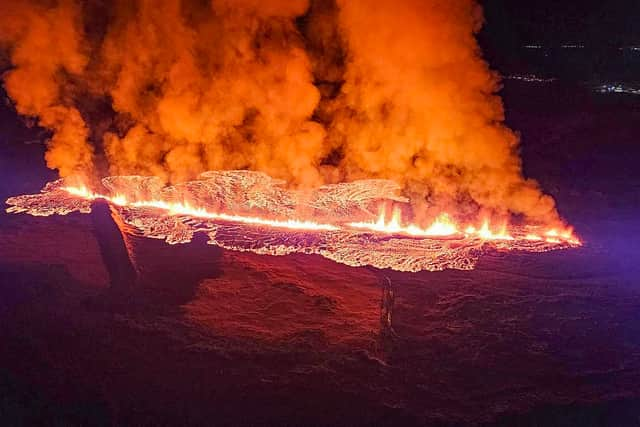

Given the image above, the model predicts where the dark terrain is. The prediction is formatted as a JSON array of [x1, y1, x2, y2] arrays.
[[1, 78, 640, 426]]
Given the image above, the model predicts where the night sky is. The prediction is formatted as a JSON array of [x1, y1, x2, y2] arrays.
[[480, 0, 640, 81], [482, 0, 640, 47], [1, 2, 640, 426]]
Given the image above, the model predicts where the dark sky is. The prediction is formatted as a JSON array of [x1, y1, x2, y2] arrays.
[[481, 0, 640, 48], [479, 0, 640, 79]]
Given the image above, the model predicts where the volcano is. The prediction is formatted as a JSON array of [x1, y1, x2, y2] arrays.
[[5, 171, 579, 274], [1, 0, 640, 425], [2, 77, 639, 426]]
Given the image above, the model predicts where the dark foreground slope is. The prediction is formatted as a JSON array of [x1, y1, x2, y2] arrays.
[[1, 82, 640, 426]]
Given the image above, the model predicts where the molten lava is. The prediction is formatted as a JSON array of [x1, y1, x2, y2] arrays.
[[5, 171, 580, 272], [63, 185, 340, 232], [349, 208, 460, 237]]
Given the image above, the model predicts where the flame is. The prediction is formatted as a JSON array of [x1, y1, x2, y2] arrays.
[[476, 220, 514, 241], [348, 205, 579, 245], [62, 186, 340, 232], [348, 208, 459, 237], [545, 228, 580, 245], [61, 186, 581, 246], [422, 213, 459, 236], [4, 174, 583, 273]]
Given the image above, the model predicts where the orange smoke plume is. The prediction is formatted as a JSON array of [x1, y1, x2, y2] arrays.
[[323, 0, 559, 224], [0, 0, 563, 227], [0, 0, 93, 182]]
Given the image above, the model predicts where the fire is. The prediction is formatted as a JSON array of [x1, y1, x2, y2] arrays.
[[349, 208, 460, 237], [0, 1, 573, 265], [61, 186, 581, 245], [4, 173, 582, 272], [62, 186, 340, 232], [422, 213, 459, 236], [525, 234, 543, 241], [348, 206, 579, 245], [476, 220, 514, 241]]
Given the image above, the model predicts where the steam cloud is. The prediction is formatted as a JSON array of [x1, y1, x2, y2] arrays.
[[0, 0, 560, 225]]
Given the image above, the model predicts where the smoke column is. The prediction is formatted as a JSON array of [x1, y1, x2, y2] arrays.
[[0, 0, 561, 225], [0, 0, 93, 183], [97, 0, 327, 186], [324, 0, 558, 223]]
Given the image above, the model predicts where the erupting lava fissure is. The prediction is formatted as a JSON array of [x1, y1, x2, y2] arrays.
[[1, 0, 564, 226], [6, 171, 579, 272], [2, 0, 581, 271]]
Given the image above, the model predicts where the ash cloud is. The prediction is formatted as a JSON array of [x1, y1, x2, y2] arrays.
[[0, 0, 560, 225], [0, 0, 93, 182]]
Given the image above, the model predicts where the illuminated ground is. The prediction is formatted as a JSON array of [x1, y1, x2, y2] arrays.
[[1, 81, 640, 425]]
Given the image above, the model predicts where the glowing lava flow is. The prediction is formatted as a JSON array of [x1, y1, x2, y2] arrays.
[[348, 207, 580, 245], [63, 186, 341, 232], [4, 172, 582, 272], [62, 185, 580, 245], [349, 208, 460, 237]]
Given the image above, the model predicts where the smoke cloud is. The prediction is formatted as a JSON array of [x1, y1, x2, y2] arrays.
[[0, 0, 93, 182], [0, 0, 560, 225]]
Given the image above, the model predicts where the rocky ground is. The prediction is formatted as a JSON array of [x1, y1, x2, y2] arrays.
[[1, 81, 639, 426]]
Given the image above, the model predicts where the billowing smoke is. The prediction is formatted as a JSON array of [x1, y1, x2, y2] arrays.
[[0, 0, 560, 225], [0, 0, 93, 183], [322, 0, 558, 223], [97, 0, 328, 187]]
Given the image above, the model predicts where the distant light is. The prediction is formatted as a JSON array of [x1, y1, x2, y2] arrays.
[[595, 83, 640, 95], [505, 74, 556, 83]]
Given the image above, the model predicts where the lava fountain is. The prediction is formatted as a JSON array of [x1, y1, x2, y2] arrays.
[[6, 171, 580, 273]]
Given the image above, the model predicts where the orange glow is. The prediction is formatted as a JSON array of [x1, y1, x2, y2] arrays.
[[62, 186, 340, 232], [545, 228, 580, 245], [348, 208, 460, 237], [347, 206, 580, 245], [422, 213, 459, 236], [61, 186, 581, 246], [476, 220, 514, 241]]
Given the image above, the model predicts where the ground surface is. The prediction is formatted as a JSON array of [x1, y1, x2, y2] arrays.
[[1, 81, 639, 426]]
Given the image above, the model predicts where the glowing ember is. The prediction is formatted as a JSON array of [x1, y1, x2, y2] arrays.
[[5, 171, 581, 272]]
